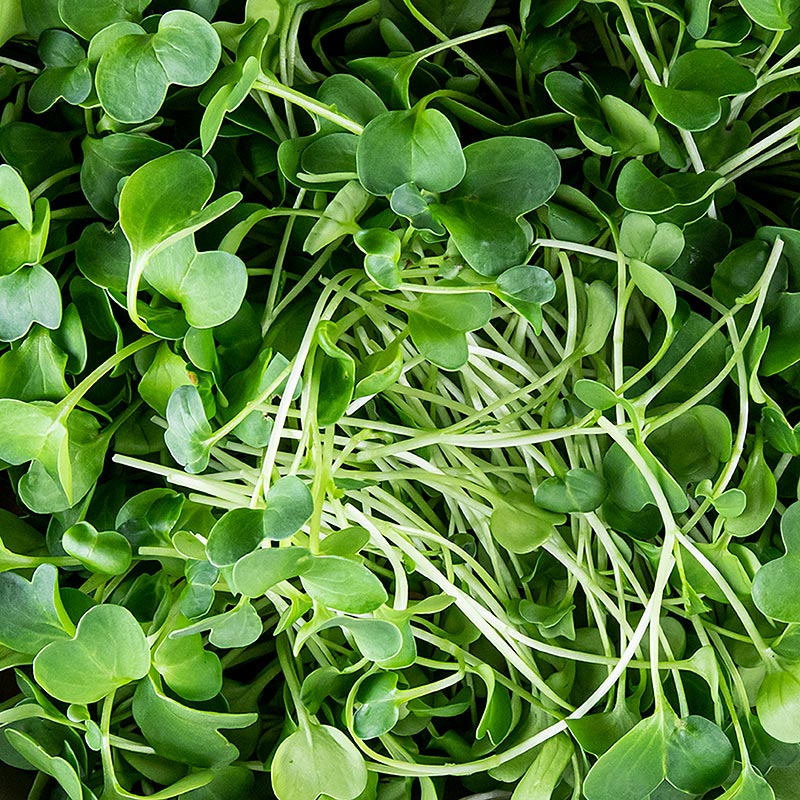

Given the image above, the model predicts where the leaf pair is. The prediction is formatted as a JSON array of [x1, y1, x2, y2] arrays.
[[232, 546, 388, 614], [205, 476, 314, 566], [545, 71, 659, 157], [119, 150, 247, 332], [95, 10, 221, 124], [583, 708, 734, 799]]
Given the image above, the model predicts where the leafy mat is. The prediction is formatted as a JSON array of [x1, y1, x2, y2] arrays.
[[0, 0, 799, 798]]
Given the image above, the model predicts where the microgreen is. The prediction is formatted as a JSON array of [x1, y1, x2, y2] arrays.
[[0, 1, 799, 799]]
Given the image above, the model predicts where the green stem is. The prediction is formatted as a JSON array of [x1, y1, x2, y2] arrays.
[[57, 336, 158, 420], [254, 73, 364, 134]]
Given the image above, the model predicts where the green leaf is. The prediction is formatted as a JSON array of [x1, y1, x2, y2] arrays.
[[133, 676, 257, 768], [0, 564, 71, 655], [647, 406, 732, 486], [752, 502, 800, 622], [206, 508, 265, 567], [62, 521, 132, 575], [0, 399, 69, 495], [511, 735, 574, 800], [583, 712, 668, 800], [59, 0, 149, 39], [33, 604, 150, 704], [300, 555, 387, 613], [407, 291, 493, 370], [433, 137, 560, 276], [76, 222, 131, 292], [28, 29, 91, 113], [354, 228, 402, 289], [304, 180, 371, 254], [724, 437, 776, 538], [143, 238, 248, 329], [356, 107, 465, 195], [315, 321, 356, 426], [490, 493, 565, 553], [138, 342, 192, 416], [646, 50, 756, 131], [164, 384, 213, 474], [231, 546, 312, 597], [616, 160, 719, 215], [620, 214, 684, 271], [0, 326, 69, 401], [629, 260, 677, 323], [271, 719, 368, 800], [665, 715, 734, 793], [353, 672, 401, 739], [81, 133, 172, 220], [0, 164, 31, 231], [0, 265, 61, 342], [263, 475, 314, 540], [756, 659, 800, 743], [4, 730, 83, 800], [535, 468, 608, 513], [574, 379, 619, 411], [96, 10, 221, 123], [737, 0, 800, 31], [0, 196, 50, 278], [314, 617, 403, 662]]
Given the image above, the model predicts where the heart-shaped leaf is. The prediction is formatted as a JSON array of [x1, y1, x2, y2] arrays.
[[263, 475, 314, 540], [535, 468, 608, 513], [81, 133, 172, 220], [231, 546, 312, 597], [356, 107, 465, 195], [354, 228, 402, 289], [300, 555, 387, 613], [407, 291, 493, 370], [144, 239, 248, 329], [28, 29, 91, 113], [164, 384, 213, 474], [433, 137, 560, 276], [206, 508, 265, 567], [353, 672, 401, 739], [0, 564, 72, 655], [58, 0, 149, 40], [133, 676, 257, 768], [62, 521, 132, 575], [646, 50, 756, 132], [96, 10, 221, 123], [154, 629, 222, 702], [34, 604, 150, 704], [271, 719, 368, 800], [0, 264, 61, 342]]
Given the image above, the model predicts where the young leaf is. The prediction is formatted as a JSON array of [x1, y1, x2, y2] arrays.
[[263, 475, 314, 540], [271, 718, 368, 800], [0, 265, 61, 342], [300, 555, 387, 613], [583, 712, 669, 800], [0, 564, 72, 655], [535, 468, 608, 513], [96, 10, 221, 123], [432, 137, 561, 276], [164, 384, 213, 474], [133, 677, 257, 768], [646, 50, 756, 131], [33, 604, 150, 704], [407, 291, 493, 370], [231, 546, 312, 597], [62, 521, 132, 575], [356, 107, 466, 195], [0, 163, 32, 230]]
